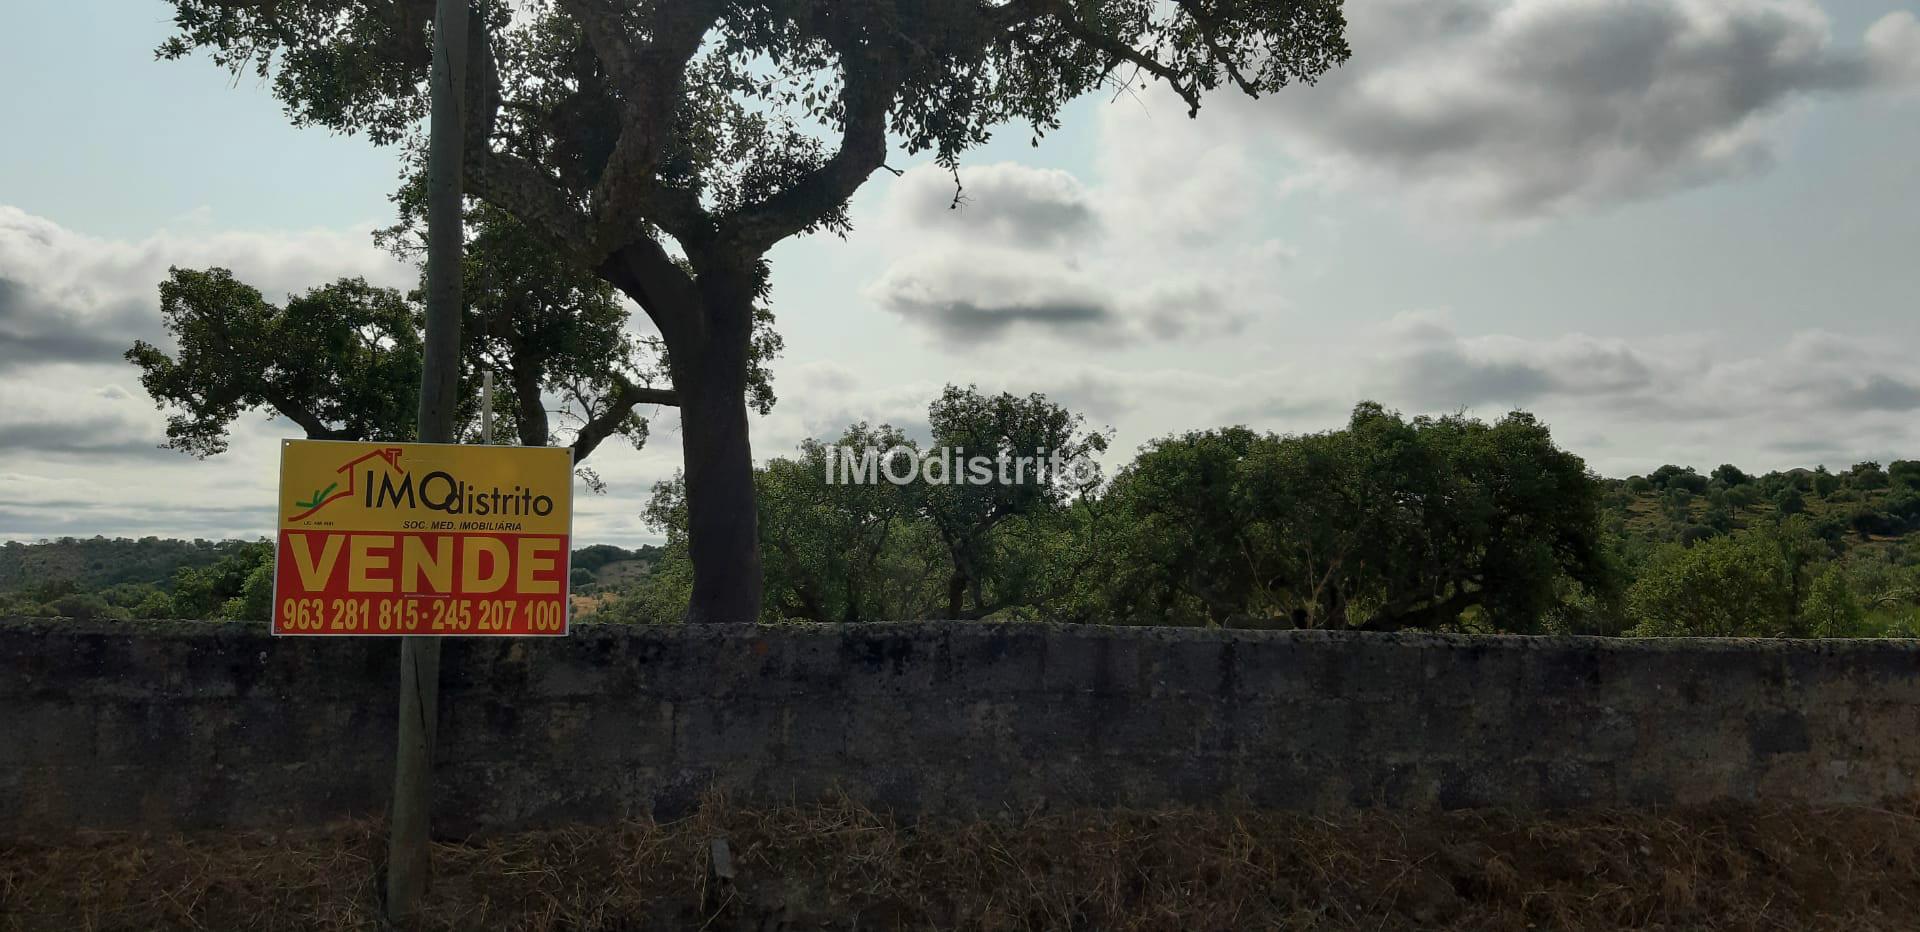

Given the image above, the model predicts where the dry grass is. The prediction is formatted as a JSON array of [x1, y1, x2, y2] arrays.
[[6, 796, 1920, 931]]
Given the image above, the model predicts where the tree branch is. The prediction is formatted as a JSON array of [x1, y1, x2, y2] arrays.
[[596, 237, 703, 343], [468, 150, 593, 257], [556, 0, 645, 93], [1043, 0, 1202, 114], [983, 0, 1070, 31], [559, 0, 721, 255], [260, 388, 361, 442], [569, 372, 679, 464], [450, 4, 602, 262], [1359, 587, 1483, 633], [720, 61, 901, 255], [1172, 0, 1260, 96], [601, 182, 713, 262]]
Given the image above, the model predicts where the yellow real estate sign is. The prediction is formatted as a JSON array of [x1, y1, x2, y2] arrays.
[[273, 439, 574, 636]]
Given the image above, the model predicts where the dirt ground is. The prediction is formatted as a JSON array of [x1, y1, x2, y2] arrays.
[[6, 795, 1919, 931]]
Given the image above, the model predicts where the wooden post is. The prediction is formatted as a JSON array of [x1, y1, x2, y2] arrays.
[[386, 0, 466, 922]]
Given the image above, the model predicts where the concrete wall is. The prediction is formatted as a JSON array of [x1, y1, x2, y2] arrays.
[[5, 617, 1919, 836]]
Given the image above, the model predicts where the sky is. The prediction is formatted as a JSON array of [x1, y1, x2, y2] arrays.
[[3, 0, 1919, 547]]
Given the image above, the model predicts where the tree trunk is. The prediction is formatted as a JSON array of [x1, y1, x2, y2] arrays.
[[946, 570, 966, 619], [672, 275, 764, 623], [600, 247, 764, 624], [507, 356, 550, 447], [1360, 589, 1480, 633]]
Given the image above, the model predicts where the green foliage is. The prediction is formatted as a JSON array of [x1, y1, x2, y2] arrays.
[[1702, 494, 1734, 534], [128, 269, 422, 455], [30, 412, 1920, 640], [754, 424, 940, 624], [609, 388, 1111, 624], [453, 202, 667, 447], [130, 203, 786, 483], [0, 537, 255, 594], [1813, 467, 1841, 497], [1628, 533, 1793, 637], [572, 545, 646, 573], [128, 208, 676, 464], [1661, 487, 1695, 524], [159, 1, 1350, 194], [922, 386, 1110, 619], [44, 592, 120, 622], [1539, 562, 1632, 636], [1803, 564, 1867, 637], [1849, 462, 1889, 491], [1093, 403, 1608, 632], [171, 542, 275, 621], [1649, 465, 1709, 494], [1891, 460, 1920, 491], [1604, 454, 1920, 631], [1625, 519, 1835, 637], [1092, 426, 1268, 627], [1711, 464, 1751, 487], [6, 537, 659, 621], [615, 399, 1610, 633], [1675, 524, 1718, 546], [0, 538, 274, 621], [592, 537, 694, 626], [132, 589, 177, 620]]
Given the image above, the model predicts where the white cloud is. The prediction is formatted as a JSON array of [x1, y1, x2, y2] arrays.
[[864, 162, 1282, 347], [0, 361, 288, 543], [1106, 0, 1920, 220], [0, 205, 412, 370], [1369, 311, 1659, 406], [1318, 315, 1920, 473], [0, 211, 412, 544], [1349, 313, 1920, 424], [0, 376, 172, 457], [886, 163, 1097, 247], [864, 249, 1118, 343], [1867, 11, 1920, 84]]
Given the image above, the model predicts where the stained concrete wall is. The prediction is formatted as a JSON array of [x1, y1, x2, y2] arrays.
[[4, 617, 1918, 836]]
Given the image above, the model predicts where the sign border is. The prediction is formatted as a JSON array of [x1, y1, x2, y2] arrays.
[[270, 437, 577, 638]]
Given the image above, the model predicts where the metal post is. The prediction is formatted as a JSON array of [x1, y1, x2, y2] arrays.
[[387, 0, 467, 922]]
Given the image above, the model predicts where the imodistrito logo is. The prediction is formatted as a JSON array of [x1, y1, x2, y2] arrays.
[[287, 446, 404, 521], [273, 439, 575, 637], [289, 445, 559, 525]]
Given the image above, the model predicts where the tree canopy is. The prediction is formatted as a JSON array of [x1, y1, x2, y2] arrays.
[[1625, 518, 1830, 638], [625, 386, 1110, 623], [127, 206, 783, 472], [128, 270, 423, 455], [608, 397, 1613, 633], [921, 386, 1109, 618], [1097, 404, 1609, 631]]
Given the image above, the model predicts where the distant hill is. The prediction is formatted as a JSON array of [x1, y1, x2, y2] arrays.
[[569, 543, 662, 591], [0, 537, 259, 593], [1599, 461, 1920, 561], [0, 536, 663, 596]]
